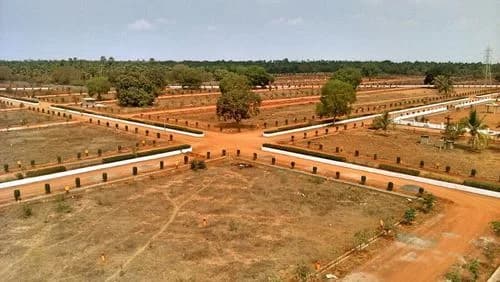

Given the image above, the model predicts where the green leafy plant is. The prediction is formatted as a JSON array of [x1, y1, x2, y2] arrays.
[[403, 208, 416, 224]]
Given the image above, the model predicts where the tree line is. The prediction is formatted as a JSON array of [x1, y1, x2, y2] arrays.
[[1, 58, 498, 85]]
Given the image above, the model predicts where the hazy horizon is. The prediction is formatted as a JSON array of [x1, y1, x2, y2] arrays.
[[1, 0, 498, 63]]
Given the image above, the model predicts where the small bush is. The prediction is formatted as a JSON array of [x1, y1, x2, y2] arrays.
[[294, 263, 311, 282], [22, 205, 32, 218], [15, 172, 24, 179], [378, 164, 420, 176], [466, 259, 480, 281], [403, 208, 416, 224], [463, 179, 500, 192], [190, 160, 207, 171], [420, 193, 436, 213], [56, 202, 72, 213], [491, 221, 500, 236], [26, 166, 66, 177], [3, 164, 8, 172], [262, 143, 346, 162], [14, 189, 21, 201]]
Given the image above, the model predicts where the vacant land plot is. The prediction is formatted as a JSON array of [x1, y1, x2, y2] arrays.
[[0, 161, 410, 281], [0, 123, 145, 167], [426, 104, 500, 129], [294, 128, 500, 181], [0, 109, 64, 128]]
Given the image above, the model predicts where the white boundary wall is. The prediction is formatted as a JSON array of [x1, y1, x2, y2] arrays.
[[262, 93, 499, 137], [51, 106, 205, 138], [261, 146, 500, 199], [0, 96, 39, 106], [0, 147, 192, 190]]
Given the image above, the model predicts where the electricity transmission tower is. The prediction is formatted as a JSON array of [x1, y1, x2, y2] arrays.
[[484, 47, 492, 84]]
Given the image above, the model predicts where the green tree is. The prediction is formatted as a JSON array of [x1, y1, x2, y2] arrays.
[[216, 74, 261, 128], [116, 87, 154, 107], [236, 66, 274, 88], [167, 64, 209, 89], [331, 67, 362, 88], [372, 111, 393, 131], [403, 208, 416, 224], [434, 75, 454, 95], [315, 79, 356, 122], [361, 64, 380, 81], [86, 76, 111, 100], [114, 72, 157, 106], [460, 109, 489, 150], [52, 66, 83, 85], [0, 65, 12, 81], [218, 72, 250, 93]]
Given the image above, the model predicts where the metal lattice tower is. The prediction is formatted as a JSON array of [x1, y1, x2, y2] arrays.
[[484, 47, 492, 84]]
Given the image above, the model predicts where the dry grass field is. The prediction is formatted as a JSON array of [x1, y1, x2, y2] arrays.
[[294, 128, 500, 181], [0, 123, 146, 167], [0, 109, 64, 128], [0, 160, 411, 281]]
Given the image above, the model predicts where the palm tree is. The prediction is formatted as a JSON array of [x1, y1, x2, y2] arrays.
[[372, 111, 393, 131], [460, 109, 489, 149], [434, 75, 454, 95]]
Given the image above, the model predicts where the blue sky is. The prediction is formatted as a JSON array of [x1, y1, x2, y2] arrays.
[[0, 0, 498, 62]]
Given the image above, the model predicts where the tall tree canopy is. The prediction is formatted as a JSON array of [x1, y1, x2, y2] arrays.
[[0, 66, 12, 81], [114, 71, 157, 107], [167, 64, 211, 89], [86, 76, 111, 100], [331, 67, 362, 89], [236, 66, 274, 88], [216, 73, 261, 126], [316, 79, 356, 122]]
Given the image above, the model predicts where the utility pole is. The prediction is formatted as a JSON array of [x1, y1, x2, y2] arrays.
[[484, 47, 493, 85]]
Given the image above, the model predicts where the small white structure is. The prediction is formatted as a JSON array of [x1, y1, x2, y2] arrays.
[[82, 97, 97, 107]]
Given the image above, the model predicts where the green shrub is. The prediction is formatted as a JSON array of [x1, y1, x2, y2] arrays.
[[190, 159, 207, 171], [403, 208, 416, 224], [491, 221, 500, 236], [22, 205, 32, 218], [262, 143, 346, 162], [52, 105, 203, 134], [463, 180, 500, 192], [15, 172, 24, 179], [102, 144, 191, 163], [26, 166, 66, 177], [420, 193, 436, 213]]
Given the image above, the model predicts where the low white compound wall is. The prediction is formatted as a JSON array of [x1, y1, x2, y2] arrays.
[[261, 146, 500, 199], [51, 106, 205, 138], [0, 146, 192, 190]]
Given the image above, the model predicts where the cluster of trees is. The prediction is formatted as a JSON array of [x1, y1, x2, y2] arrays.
[[443, 110, 490, 150], [315, 68, 360, 121]]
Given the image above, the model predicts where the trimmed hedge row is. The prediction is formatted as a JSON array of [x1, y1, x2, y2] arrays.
[[25, 165, 66, 177], [262, 143, 346, 162], [263, 113, 376, 134], [0, 94, 39, 104], [53, 105, 203, 134], [463, 180, 500, 192], [378, 164, 420, 176], [102, 144, 190, 164]]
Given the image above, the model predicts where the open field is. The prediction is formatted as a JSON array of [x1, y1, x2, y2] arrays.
[[0, 160, 412, 281], [293, 128, 500, 182], [0, 109, 64, 128], [425, 104, 500, 129], [0, 123, 146, 167]]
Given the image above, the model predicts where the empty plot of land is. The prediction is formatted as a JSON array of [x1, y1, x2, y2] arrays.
[[0, 123, 144, 166], [0, 110, 64, 128], [0, 161, 410, 281], [425, 104, 500, 129], [295, 128, 500, 181]]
